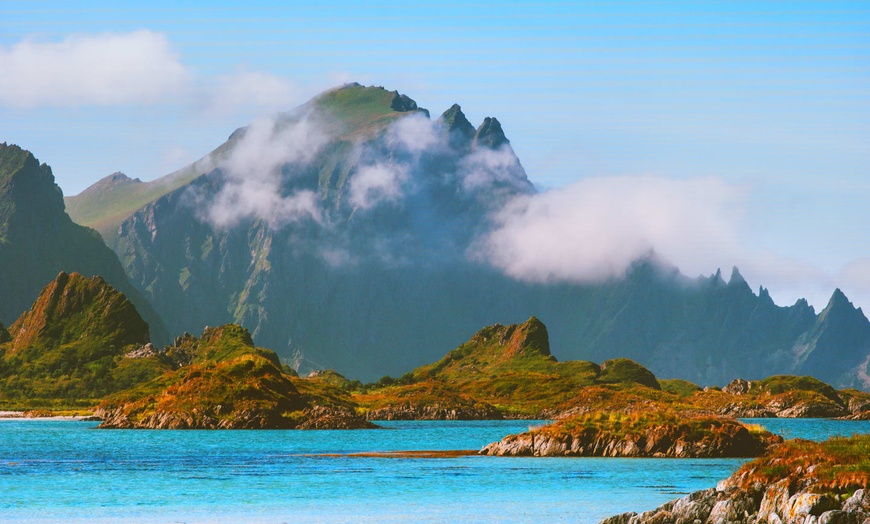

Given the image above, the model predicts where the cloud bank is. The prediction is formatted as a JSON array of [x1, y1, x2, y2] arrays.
[[0, 30, 187, 108], [475, 176, 745, 282], [203, 114, 330, 229], [348, 163, 409, 210], [0, 31, 302, 116]]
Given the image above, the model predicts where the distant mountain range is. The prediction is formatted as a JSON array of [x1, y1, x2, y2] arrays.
[[1, 83, 864, 387]]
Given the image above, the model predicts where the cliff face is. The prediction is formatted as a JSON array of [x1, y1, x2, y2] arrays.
[[0, 143, 168, 344]]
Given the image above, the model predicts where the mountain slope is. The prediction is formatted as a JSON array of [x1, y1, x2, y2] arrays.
[[66, 85, 870, 388], [0, 143, 168, 344], [0, 272, 165, 406]]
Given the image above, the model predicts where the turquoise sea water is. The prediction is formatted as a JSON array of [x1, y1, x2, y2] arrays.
[[2, 418, 869, 523]]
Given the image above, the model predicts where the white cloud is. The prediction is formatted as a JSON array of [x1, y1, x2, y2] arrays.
[[835, 259, 870, 311], [386, 112, 439, 153], [348, 163, 409, 210], [475, 175, 745, 283], [0, 30, 187, 108], [202, 113, 330, 228], [460, 144, 527, 191], [198, 68, 301, 118]]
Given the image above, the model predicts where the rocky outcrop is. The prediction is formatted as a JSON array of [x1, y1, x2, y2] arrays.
[[96, 325, 376, 430], [715, 377, 850, 418], [96, 404, 377, 430], [366, 402, 502, 421], [295, 406, 378, 429], [602, 484, 870, 524], [603, 435, 870, 523], [95, 405, 290, 429], [480, 417, 781, 458]]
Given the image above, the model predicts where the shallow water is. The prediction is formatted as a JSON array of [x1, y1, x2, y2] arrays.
[[1, 418, 868, 523]]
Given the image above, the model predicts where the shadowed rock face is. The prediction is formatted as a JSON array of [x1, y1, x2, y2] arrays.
[[0, 143, 168, 344]]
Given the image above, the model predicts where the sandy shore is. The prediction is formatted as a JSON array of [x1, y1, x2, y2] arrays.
[[0, 411, 98, 420]]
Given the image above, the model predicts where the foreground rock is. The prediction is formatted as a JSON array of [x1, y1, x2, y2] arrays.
[[480, 410, 781, 458], [602, 435, 870, 523]]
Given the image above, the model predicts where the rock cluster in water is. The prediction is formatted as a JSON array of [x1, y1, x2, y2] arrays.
[[602, 485, 870, 524], [480, 417, 781, 458]]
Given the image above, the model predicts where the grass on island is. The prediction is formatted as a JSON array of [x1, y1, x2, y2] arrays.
[[736, 434, 870, 494]]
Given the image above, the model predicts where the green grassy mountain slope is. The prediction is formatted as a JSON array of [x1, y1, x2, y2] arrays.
[[65, 83, 429, 244], [0, 272, 166, 408], [0, 143, 168, 344]]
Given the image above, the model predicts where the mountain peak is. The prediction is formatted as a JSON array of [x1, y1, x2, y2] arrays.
[[727, 266, 752, 293], [474, 116, 509, 149], [389, 91, 425, 115], [7, 271, 150, 354], [0, 143, 67, 240], [758, 286, 774, 306], [469, 316, 551, 358], [438, 103, 476, 143], [822, 288, 857, 317]]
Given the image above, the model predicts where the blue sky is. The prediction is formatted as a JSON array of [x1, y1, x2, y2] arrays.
[[1, 0, 869, 310]]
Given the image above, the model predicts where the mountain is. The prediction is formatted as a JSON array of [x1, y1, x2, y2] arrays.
[[65, 84, 870, 388], [0, 272, 165, 406], [0, 143, 168, 344]]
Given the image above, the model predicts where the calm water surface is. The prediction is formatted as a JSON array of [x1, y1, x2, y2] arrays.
[[1, 418, 869, 523]]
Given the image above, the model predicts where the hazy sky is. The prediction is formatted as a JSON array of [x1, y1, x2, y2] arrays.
[[1, 0, 868, 310]]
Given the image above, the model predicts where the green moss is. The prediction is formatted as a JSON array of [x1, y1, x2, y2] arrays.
[[758, 375, 842, 403], [597, 358, 661, 390], [660, 379, 702, 397]]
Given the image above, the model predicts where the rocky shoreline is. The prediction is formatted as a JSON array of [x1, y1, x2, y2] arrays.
[[601, 435, 870, 523], [602, 482, 870, 524], [95, 405, 377, 430], [480, 415, 781, 458]]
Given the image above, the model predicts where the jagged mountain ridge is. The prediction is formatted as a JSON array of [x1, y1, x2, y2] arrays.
[[0, 143, 168, 344], [66, 84, 870, 387]]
